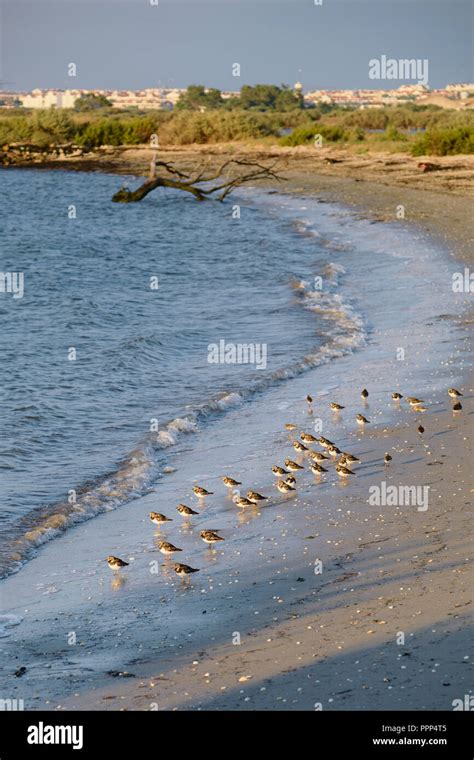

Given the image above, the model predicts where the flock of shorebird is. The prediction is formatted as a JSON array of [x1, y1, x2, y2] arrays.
[[106, 386, 463, 581]]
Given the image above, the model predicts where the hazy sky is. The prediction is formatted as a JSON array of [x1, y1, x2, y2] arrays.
[[1, 0, 473, 91]]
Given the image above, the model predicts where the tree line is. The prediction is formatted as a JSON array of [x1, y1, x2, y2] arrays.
[[73, 84, 304, 113]]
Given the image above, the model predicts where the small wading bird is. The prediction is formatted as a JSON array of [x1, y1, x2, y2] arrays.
[[200, 529, 225, 546], [158, 540, 182, 556], [222, 476, 241, 488], [309, 450, 329, 463], [177, 504, 199, 517], [174, 563, 199, 582], [277, 479, 296, 493], [193, 486, 213, 498], [293, 440, 308, 453], [285, 458, 304, 471], [107, 555, 129, 571], [233, 491, 255, 508], [101, 383, 463, 585], [149, 512, 172, 525], [341, 452, 359, 464], [338, 455, 352, 468], [310, 463, 328, 476], [306, 395, 313, 406], [246, 490, 268, 504], [318, 437, 334, 449], [335, 463, 356, 478], [272, 465, 289, 477]]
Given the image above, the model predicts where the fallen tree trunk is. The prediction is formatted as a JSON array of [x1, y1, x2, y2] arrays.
[[112, 156, 285, 203]]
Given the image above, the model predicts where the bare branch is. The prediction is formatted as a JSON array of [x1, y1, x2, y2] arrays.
[[187, 158, 237, 184], [113, 155, 285, 204], [154, 160, 190, 179]]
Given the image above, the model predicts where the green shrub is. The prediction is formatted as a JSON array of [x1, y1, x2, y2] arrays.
[[1, 105, 473, 152], [280, 124, 348, 146], [158, 111, 280, 144], [411, 127, 474, 156], [0, 116, 32, 144], [0, 110, 75, 146], [74, 119, 125, 147], [343, 110, 389, 130], [336, 105, 474, 132], [382, 125, 407, 142], [31, 110, 75, 141], [348, 126, 366, 142]]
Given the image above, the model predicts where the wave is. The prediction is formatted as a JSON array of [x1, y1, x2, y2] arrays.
[[0, 264, 365, 580], [290, 218, 352, 252]]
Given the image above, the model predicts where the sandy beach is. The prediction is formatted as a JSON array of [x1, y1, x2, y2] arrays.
[[0, 154, 472, 712], [1, 353, 472, 712], [46, 383, 474, 710]]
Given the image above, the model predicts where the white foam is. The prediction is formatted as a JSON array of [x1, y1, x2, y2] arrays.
[[214, 392, 244, 411], [156, 416, 198, 447]]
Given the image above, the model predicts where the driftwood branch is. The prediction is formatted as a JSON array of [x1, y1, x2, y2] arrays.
[[112, 155, 285, 203]]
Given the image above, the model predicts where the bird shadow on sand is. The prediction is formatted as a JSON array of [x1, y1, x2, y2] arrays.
[[400, 456, 425, 465], [354, 468, 385, 478]]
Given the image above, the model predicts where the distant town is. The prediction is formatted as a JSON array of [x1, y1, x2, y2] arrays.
[[1, 82, 473, 111]]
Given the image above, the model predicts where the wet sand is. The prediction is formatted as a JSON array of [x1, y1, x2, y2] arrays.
[[59, 394, 474, 711]]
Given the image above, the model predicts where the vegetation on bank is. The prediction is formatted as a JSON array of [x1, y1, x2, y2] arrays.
[[175, 84, 304, 112], [0, 103, 473, 155], [73, 93, 113, 111], [0, 108, 307, 148], [411, 127, 474, 156]]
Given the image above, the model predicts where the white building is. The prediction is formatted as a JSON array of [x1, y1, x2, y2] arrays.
[[20, 89, 60, 108]]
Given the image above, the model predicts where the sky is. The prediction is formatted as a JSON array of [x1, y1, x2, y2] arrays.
[[1, 0, 473, 91]]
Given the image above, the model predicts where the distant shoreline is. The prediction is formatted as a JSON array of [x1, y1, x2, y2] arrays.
[[4, 143, 473, 263]]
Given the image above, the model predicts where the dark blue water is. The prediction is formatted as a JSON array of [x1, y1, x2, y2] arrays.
[[0, 169, 364, 575]]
